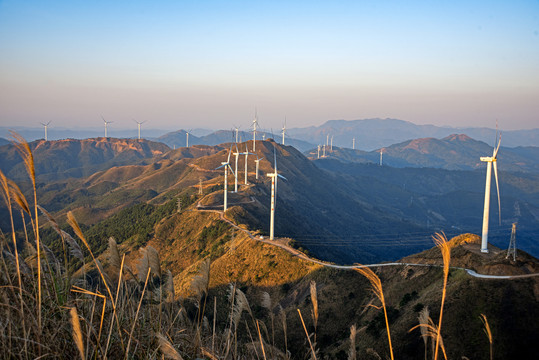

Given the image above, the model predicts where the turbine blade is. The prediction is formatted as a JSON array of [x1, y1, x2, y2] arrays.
[[228, 164, 237, 179], [493, 161, 501, 225], [277, 174, 287, 181], [493, 133, 502, 158], [215, 164, 226, 170], [227, 145, 233, 163]]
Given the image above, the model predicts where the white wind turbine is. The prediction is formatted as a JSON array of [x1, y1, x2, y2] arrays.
[[252, 109, 259, 152], [241, 143, 255, 184], [134, 119, 146, 140], [215, 146, 237, 212], [102, 116, 113, 138], [185, 129, 193, 148], [281, 118, 286, 145], [379, 149, 383, 166], [480, 132, 502, 253], [232, 144, 240, 192], [267, 143, 287, 240], [40, 121, 51, 141]]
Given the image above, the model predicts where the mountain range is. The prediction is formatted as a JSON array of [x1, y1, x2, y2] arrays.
[[306, 133, 539, 173]]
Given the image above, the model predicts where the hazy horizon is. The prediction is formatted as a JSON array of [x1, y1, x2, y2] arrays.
[[1, 1, 538, 131]]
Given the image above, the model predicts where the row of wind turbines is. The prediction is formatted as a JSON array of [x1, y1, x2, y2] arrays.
[[39, 118, 148, 141], [215, 112, 286, 240]]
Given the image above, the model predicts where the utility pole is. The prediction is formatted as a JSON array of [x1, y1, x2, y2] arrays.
[[506, 223, 517, 261]]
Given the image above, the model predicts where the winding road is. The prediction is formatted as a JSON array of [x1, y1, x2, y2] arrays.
[[194, 198, 539, 280]]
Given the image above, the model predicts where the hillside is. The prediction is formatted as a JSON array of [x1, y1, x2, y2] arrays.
[[306, 134, 539, 173], [43, 199, 539, 360], [0, 137, 171, 181]]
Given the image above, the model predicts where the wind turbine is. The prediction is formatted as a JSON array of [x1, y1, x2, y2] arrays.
[[102, 116, 113, 138], [480, 132, 502, 253], [215, 146, 237, 212], [241, 144, 255, 184], [267, 143, 287, 240], [40, 121, 51, 141], [317, 145, 320, 159], [232, 144, 240, 192], [330, 135, 333, 152], [352, 137, 355, 150], [281, 118, 286, 145], [252, 109, 259, 152], [380, 149, 383, 166], [185, 129, 193, 148], [134, 119, 146, 140], [233, 125, 241, 143], [254, 155, 264, 180]]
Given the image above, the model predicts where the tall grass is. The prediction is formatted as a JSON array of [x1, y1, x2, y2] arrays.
[[432, 232, 451, 360], [355, 266, 394, 360]]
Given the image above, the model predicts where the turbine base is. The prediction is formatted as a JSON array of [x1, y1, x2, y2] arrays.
[[481, 248, 489, 253]]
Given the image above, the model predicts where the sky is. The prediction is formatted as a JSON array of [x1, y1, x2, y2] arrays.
[[0, 0, 538, 131]]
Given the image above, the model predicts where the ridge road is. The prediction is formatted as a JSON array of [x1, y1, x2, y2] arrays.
[[193, 198, 539, 280]]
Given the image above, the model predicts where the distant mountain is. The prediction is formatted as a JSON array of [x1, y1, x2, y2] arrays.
[[0, 137, 8, 146], [307, 134, 539, 173], [157, 130, 203, 148], [0, 137, 171, 181], [289, 118, 539, 150]]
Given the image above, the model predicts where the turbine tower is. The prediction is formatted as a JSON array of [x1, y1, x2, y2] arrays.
[[352, 137, 355, 150], [215, 146, 236, 212], [480, 132, 502, 253], [317, 145, 320, 159], [241, 144, 255, 184], [281, 118, 286, 145], [134, 119, 146, 140], [380, 149, 383, 166], [102, 116, 113, 138], [185, 129, 193, 148], [267, 144, 287, 240], [232, 144, 240, 192], [40, 121, 51, 141], [252, 109, 259, 152], [254, 155, 264, 180]]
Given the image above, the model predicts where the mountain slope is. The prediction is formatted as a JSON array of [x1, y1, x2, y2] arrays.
[[307, 134, 539, 173], [0, 137, 171, 181]]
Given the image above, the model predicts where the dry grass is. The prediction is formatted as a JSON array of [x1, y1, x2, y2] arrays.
[[432, 232, 451, 360], [480, 313, 493, 360], [355, 266, 394, 360]]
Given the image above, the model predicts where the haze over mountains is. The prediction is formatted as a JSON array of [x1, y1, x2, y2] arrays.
[[2, 117, 538, 151]]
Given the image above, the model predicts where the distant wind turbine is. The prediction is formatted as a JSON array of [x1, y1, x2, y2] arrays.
[[380, 149, 383, 166], [480, 131, 502, 253], [352, 137, 355, 150], [317, 145, 320, 159], [281, 118, 286, 145], [252, 109, 259, 152], [330, 135, 333, 152], [185, 129, 193, 148], [134, 119, 146, 140], [40, 121, 51, 141], [267, 143, 287, 240], [102, 116, 113, 138], [215, 146, 237, 212]]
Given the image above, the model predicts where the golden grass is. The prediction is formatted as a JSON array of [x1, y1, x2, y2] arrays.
[[355, 266, 394, 360], [70, 306, 85, 360], [432, 232, 451, 360], [480, 313, 493, 360]]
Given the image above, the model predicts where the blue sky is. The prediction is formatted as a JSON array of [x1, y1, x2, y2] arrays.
[[0, 0, 538, 131]]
